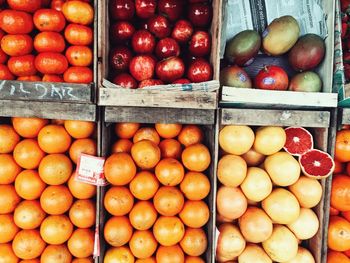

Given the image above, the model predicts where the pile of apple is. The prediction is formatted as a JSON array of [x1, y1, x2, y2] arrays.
[[109, 0, 213, 89]]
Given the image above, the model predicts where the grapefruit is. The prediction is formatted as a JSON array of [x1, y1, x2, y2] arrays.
[[286, 247, 315, 263], [287, 208, 319, 240], [217, 154, 247, 187], [241, 148, 265, 166], [219, 125, 255, 155], [253, 126, 286, 155], [299, 149, 335, 179], [283, 127, 314, 156], [216, 186, 247, 220], [288, 176, 322, 208], [238, 244, 272, 263], [240, 167, 272, 202]]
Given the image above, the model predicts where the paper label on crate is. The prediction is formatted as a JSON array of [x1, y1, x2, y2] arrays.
[[76, 153, 108, 186], [93, 224, 100, 257], [221, 0, 328, 58]]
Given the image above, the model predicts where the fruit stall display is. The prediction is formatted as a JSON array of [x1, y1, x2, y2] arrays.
[[215, 108, 334, 263], [0, 0, 96, 102], [100, 122, 215, 262], [0, 117, 97, 262]]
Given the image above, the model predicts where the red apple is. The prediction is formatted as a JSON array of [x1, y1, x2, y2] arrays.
[[109, 0, 135, 20], [155, 56, 185, 83], [131, 29, 156, 54], [189, 31, 211, 57], [138, 79, 164, 88], [345, 63, 350, 81], [129, 55, 156, 81], [112, 73, 137, 89], [187, 58, 212, 83], [344, 51, 350, 63], [172, 78, 191, 84], [135, 0, 156, 19], [155, 38, 180, 59], [187, 3, 212, 27], [254, 65, 289, 90], [109, 46, 133, 72], [148, 15, 171, 38], [110, 21, 135, 43], [158, 0, 183, 21], [171, 20, 193, 43]]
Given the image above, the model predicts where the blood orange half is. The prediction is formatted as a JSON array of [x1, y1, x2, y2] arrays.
[[284, 127, 314, 156], [299, 149, 335, 179]]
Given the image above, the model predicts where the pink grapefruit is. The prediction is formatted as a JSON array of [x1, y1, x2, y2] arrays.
[[299, 149, 334, 179], [284, 126, 314, 156]]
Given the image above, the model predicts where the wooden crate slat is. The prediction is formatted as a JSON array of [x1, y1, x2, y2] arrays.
[[104, 106, 216, 125], [220, 108, 330, 127], [0, 100, 96, 121], [341, 108, 350, 125]]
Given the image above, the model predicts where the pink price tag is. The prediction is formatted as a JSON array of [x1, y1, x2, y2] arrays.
[[93, 224, 100, 257], [76, 153, 108, 186]]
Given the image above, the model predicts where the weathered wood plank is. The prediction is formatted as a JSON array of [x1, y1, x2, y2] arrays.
[[104, 106, 216, 125], [221, 87, 338, 109], [341, 108, 350, 125], [0, 80, 93, 103], [0, 100, 97, 121], [220, 108, 330, 127], [98, 88, 218, 109]]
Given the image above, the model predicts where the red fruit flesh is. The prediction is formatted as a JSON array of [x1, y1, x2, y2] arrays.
[[299, 149, 335, 179], [283, 126, 314, 156]]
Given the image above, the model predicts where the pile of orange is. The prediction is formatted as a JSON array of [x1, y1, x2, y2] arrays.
[[103, 123, 211, 262], [0, 0, 94, 83], [0, 116, 97, 262], [328, 128, 350, 262]]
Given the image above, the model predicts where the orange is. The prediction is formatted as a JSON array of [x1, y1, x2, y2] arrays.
[[0, 243, 19, 262], [15, 170, 46, 200], [42, 74, 63, 82], [0, 185, 21, 214], [179, 201, 209, 228], [8, 55, 37, 77], [13, 200, 46, 230], [64, 24, 93, 46], [0, 64, 15, 80], [34, 31, 65, 53], [335, 159, 345, 174], [131, 140, 161, 169], [111, 139, 133, 154], [62, 1, 94, 25], [7, 0, 41, 13], [129, 201, 158, 230], [51, 119, 65, 125], [67, 228, 94, 258], [0, 48, 8, 64], [328, 216, 350, 251], [67, 172, 96, 199], [40, 185, 73, 215], [33, 9, 66, 32], [331, 175, 350, 211], [180, 172, 210, 201], [104, 216, 133, 247], [35, 52, 68, 75], [115, 123, 140, 139], [331, 206, 340, 216], [336, 130, 350, 162], [156, 245, 185, 263], [39, 154, 72, 185], [155, 158, 184, 186], [41, 245, 72, 263], [328, 250, 350, 263], [69, 138, 97, 164], [153, 186, 184, 216], [104, 247, 134, 263], [1, 34, 33, 56], [182, 144, 211, 172], [12, 117, 48, 139], [12, 230, 46, 260], [185, 257, 205, 263], [72, 258, 93, 263], [0, 154, 21, 184], [19, 259, 40, 263], [104, 186, 134, 216], [133, 127, 161, 145], [343, 211, 350, 222], [38, 125, 72, 154], [63, 66, 93, 84], [69, 199, 96, 228], [0, 10, 34, 34], [40, 215, 73, 245], [17, 75, 41, 81], [179, 228, 207, 256], [104, 153, 137, 185], [135, 257, 156, 263], [65, 46, 93, 67], [129, 230, 158, 259], [178, 125, 203, 146], [64, 120, 95, 139], [153, 216, 185, 246], [155, 124, 182, 139], [129, 171, 159, 200], [0, 214, 19, 243], [159, 139, 182, 159], [0, 125, 20, 153]]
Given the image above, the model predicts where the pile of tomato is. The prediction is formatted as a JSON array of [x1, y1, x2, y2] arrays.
[[0, 0, 94, 84]]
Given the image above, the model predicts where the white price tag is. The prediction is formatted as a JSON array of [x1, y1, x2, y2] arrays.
[[76, 153, 107, 186]]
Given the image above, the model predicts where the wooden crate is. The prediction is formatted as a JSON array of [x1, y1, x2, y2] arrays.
[[220, 0, 337, 109], [97, 0, 221, 109], [217, 108, 332, 263], [96, 107, 218, 262]]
